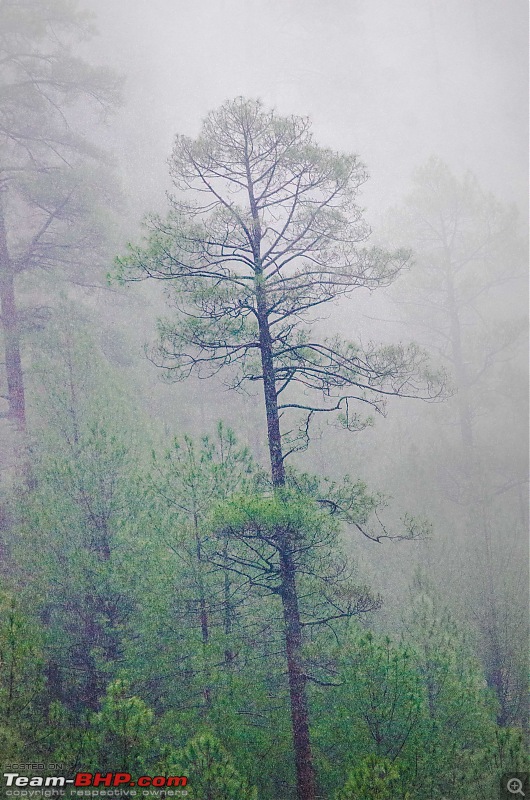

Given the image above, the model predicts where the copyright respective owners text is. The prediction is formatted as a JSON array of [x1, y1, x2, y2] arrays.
[[1, 768, 189, 797], [502, 773, 529, 799]]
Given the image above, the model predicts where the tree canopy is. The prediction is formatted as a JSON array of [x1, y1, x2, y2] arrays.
[[118, 98, 445, 455], [0, 0, 121, 452]]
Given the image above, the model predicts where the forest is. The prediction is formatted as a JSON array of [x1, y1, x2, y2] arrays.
[[0, 2, 527, 799]]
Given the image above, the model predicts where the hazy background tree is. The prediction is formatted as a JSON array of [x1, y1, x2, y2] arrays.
[[0, 0, 121, 475], [384, 158, 528, 725]]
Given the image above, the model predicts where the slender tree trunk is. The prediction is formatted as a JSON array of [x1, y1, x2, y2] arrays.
[[444, 252, 520, 725], [0, 196, 32, 492], [444, 253, 473, 457], [255, 273, 317, 800], [246, 135, 316, 797], [278, 545, 317, 800], [194, 512, 210, 646], [255, 278, 285, 488], [193, 510, 212, 708], [0, 201, 26, 436], [222, 541, 235, 667]]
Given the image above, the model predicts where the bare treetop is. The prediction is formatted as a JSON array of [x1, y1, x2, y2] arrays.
[[119, 98, 445, 454]]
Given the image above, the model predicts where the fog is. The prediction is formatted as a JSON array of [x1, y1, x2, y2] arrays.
[[85, 0, 527, 215], [78, 0, 530, 717], [0, 1, 527, 796]]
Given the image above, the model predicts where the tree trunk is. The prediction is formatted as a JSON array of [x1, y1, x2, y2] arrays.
[[222, 541, 235, 667], [444, 253, 473, 457], [255, 274, 317, 800], [246, 128, 317, 794], [0, 196, 31, 491], [444, 252, 520, 725], [0, 201, 26, 437], [194, 510, 212, 709], [279, 545, 317, 800]]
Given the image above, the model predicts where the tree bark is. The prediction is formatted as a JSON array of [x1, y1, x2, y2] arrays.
[[222, 541, 235, 667], [444, 251, 473, 456], [193, 509, 212, 709], [0, 200, 26, 437], [245, 133, 317, 798], [278, 545, 317, 800], [255, 271, 317, 800]]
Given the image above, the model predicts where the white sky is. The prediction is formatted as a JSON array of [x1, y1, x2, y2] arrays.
[[84, 0, 528, 221]]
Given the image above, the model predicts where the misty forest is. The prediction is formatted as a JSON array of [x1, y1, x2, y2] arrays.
[[0, 1, 527, 799]]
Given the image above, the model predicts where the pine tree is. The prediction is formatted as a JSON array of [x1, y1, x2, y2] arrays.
[[173, 732, 257, 800], [117, 97, 445, 800], [0, 0, 121, 470], [336, 755, 405, 800], [12, 313, 148, 711]]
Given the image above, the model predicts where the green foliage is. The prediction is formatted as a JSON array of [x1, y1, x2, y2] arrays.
[[11, 315, 151, 711], [212, 488, 334, 545], [212, 482, 382, 636], [312, 584, 516, 800], [340, 632, 423, 760], [149, 422, 257, 528], [490, 727, 529, 773], [133, 424, 260, 709], [82, 679, 159, 773], [173, 732, 258, 800], [0, 244, 520, 800], [336, 755, 406, 800], [0, 593, 44, 759], [401, 581, 510, 799], [313, 627, 423, 794]]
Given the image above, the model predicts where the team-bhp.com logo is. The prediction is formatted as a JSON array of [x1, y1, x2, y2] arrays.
[[4, 772, 187, 789]]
